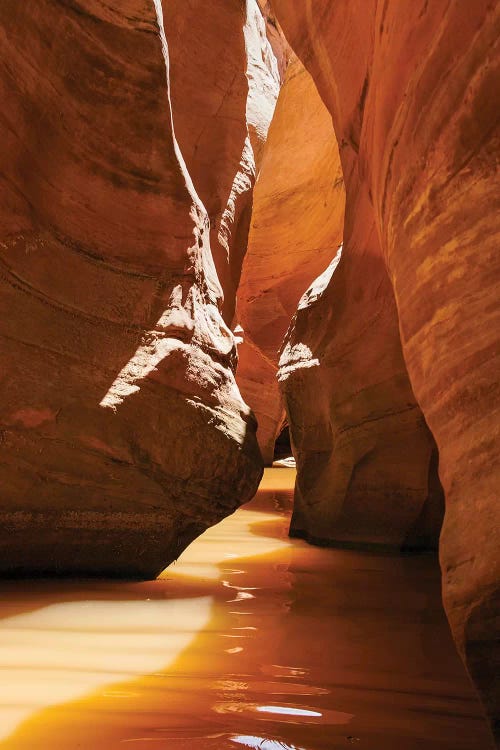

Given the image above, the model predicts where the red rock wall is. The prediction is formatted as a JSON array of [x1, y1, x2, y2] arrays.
[[165, 0, 280, 325], [256, 0, 291, 82], [278, 245, 444, 551], [237, 56, 345, 462], [272, 0, 500, 738], [0, 0, 263, 577]]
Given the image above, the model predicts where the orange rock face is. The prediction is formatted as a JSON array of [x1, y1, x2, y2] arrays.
[[237, 55, 345, 462], [165, 0, 280, 325], [278, 247, 444, 551], [272, 0, 499, 738], [0, 0, 262, 577], [256, 0, 291, 82]]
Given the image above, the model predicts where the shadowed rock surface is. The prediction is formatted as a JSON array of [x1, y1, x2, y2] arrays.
[[240, 52, 441, 547], [271, 0, 500, 739], [278, 248, 444, 552], [0, 0, 262, 577]]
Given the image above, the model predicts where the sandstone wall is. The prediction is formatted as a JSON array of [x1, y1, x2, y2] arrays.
[[278, 246, 444, 551], [0, 0, 263, 577], [272, 0, 500, 738], [237, 56, 345, 462], [165, 0, 280, 325], [256, 0, 290, 82]]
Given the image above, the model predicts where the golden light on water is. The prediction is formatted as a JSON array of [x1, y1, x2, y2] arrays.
[[0, 468, 491, 749], [0, 597, 213, 743], [0, 469, 295, 746]]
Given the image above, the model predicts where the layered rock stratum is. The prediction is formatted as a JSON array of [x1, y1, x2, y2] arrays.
[[0, 0, 497, 741]]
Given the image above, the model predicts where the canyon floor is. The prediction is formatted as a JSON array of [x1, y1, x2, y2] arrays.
[[0, 468, 491, 750]]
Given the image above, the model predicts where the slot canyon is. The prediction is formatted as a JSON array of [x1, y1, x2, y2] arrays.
[[0, 1, 498, 748]]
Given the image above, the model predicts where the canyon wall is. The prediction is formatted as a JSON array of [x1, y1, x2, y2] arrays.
[[0, 0, 264, 577], [237, 55, 345, 462], [165, 0, 280, 325], [241, 52, 441, 547], [0, 0, 497, 736], [278, 247, 444, 551], [256, 0, 290, 82], [271, 0, 500, 739]]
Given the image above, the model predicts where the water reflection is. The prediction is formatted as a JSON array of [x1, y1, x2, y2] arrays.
[[0, 468, 491, 750], [230, 737, 305, 750], [256, 706, 323, 717]]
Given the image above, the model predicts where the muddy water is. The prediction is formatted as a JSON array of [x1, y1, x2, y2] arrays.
[[0, 469, 490, 750]]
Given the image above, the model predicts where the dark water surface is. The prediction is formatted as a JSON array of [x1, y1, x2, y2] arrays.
[[0, 469, 490, 749]]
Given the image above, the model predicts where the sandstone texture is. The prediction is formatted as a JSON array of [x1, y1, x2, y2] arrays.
[[272, 0, 500, 738], [256, 0, 290, 82], [165, 0, 280, 325], [278, 248, 444, 551], [0, 0, 263, 577], [237, 56, 345, 462]]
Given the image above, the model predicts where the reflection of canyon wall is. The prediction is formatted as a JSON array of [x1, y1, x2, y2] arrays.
[[272, 0, 500, 739], [237, 56, 345, 462], [0, 0, 264, 577]]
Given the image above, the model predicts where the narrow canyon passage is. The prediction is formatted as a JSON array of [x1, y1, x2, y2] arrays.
[[0, 469, 490, 750], [0, 2, 497, 741]]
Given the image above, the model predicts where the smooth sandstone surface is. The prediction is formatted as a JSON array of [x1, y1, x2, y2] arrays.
[[256, 0, 291, 82], [0, 0, 262, 577], [243, 51, 442, 545], [0, 0, 497, 740], [271, 0, 500, 739], [237, 56, 345, 462], [278, 248, 444, 551], [166, 0, 280, 325]]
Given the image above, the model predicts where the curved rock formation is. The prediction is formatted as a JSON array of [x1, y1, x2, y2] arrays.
[[0, 0, 262, 577], [271, 0, 500, 738], [256, 0, 290, 82], [237, 55, 345, 462], [165, 0, 280, 325], [278, 248, 443, 550]]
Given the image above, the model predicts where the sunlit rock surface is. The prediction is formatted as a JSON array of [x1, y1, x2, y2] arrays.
[[166, 0, 280, 325], [256, 0, 290, 83], [237, 56, 345, 462], [271, 0, 500, 738], [0, 0, 262, 577]]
